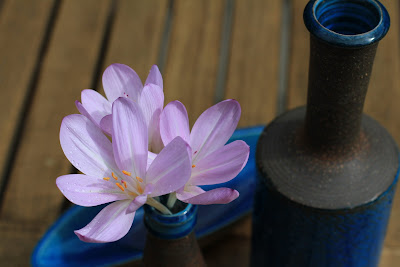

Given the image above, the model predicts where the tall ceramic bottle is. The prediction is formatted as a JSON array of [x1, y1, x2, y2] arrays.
[[251, 0, 399, 266]]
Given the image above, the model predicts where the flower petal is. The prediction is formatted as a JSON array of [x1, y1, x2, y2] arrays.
[[102, 63, 143, 103], [190, 140, 249, 186], [160, 101, 190, 146], [74, 200, 135, 243], [147, 152, 157, 170], [127, 195, 147, 213], [100, 114, 113, 136], [75, 100, 97, 128], [112, 98, 148, 178], [80, 89, 112, 126], [145, 65, 163, 89], [139, 84, 164, 153], [146, 137, 191, 197], [56, 174, 127, 206], [182, 188, 239, 205], [60, 114, 119, 178], [190, 99, 241, 163], [176, 185, 205, 201]]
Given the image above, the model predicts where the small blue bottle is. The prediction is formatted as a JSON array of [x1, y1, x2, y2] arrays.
[[143, 203, 206, 266]]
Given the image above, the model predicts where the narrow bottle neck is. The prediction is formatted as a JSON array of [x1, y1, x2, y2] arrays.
[[144, 203, 197, 239], [305, 36, 378, 151]]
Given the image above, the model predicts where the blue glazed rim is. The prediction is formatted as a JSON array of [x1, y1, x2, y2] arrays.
[[304, 0, 390, 47], [144, 203, 198, 239]]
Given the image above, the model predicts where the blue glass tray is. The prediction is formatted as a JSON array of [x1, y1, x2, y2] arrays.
[[32, 125, 263, 267]]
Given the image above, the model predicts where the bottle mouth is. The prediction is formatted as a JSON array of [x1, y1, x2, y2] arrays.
[[304, 0, 390, 47], [315, 0, 381, 35]]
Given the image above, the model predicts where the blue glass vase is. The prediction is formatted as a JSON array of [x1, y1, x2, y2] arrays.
[[143, 202, 206, 266], [251, 0, 399, 266]]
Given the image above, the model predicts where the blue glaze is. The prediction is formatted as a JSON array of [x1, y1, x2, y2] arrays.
[[144, 204, 197, 240], [252, 163, 400, 266], [31, 125, 263, 267], [304, 0, 390, 47]]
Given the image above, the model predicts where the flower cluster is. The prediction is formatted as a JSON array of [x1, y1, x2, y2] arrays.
[[56, 64, 250, 243]]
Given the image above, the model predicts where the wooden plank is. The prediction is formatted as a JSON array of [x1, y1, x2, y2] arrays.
[[365, 0, 400, 144], [200, 1, 283, 264], [375, 0, 400, 252], [287, 0, 400, 265], [0, 0, 54, 191], [224, 0, 282, 127], [0, 0, 112, 264], [286, 0, 309, 110], [98, 0, 168, 91], [380, 247, 400, 267], [0, 221, 45, 262], [202, 216, 252, 266], [163, 0, 225, 125]]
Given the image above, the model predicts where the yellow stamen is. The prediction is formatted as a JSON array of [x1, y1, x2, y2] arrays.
[[136, 176, 143, 183], [122, 170, 131, 176], [137, 184, 144, 194], [116, 183, 125, 191], [103, 177, 110, 181], [122, 180, 127, 188], [128, 191, 137, 197], [112, 172, 118, 180], [192, 165, 196, 168]]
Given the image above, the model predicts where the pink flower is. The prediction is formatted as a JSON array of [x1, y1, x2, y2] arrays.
[[160, 99, 250, 205], [76, 64, 164, 153], [57, 98, 191, 243]]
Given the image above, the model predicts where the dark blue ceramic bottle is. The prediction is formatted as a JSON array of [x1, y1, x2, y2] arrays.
[[251, 0, 399, 266], [143, 203, 206, 266]]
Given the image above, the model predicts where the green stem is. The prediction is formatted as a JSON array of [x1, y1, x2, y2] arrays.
[[147, 197, 172, 215], [167, 192, 178, 209]]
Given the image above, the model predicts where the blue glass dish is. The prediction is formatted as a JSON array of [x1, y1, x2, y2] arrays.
[[31, 125, 263, 267]]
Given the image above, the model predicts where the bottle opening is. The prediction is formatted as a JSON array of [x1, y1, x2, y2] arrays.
[[314, 0, 381, 35]]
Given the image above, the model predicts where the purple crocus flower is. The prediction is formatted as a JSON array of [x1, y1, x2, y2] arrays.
[[56, 98, 191, 243], [76, 63, 164, 153], [160, 99, 250, 205]]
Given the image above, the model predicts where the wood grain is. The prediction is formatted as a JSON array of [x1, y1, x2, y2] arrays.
[[163, 0, 225, 125], [224, 0, 282, 127], [287, 0, 400, 265], [98, 0, 168, 92], [0, 0, 54, 192], [198, 0, 284, 265], [0, 0, 112, 264], [375, 0, 400, 257]]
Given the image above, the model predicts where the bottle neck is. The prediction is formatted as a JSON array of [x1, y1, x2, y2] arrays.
[[305, 36, 378, 151], [143, 203, 206, 266], [144, 203, 197, 240]]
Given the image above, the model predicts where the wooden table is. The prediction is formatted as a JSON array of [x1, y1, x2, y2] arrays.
[[1, 0, 399, 266]]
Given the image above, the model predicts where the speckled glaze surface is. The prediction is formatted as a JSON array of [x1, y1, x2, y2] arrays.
[[251, 0, 399, 266], [252, 167, 398, 267]]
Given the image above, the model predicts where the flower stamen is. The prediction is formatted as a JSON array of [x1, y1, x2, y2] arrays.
[[137, 184, 144, 194], [103, 177, 110, 181], [121, 180, 128, 188], [112, 172, 118, 180], [136, 176, 143, 183], [116, 182, 125, 191], [192, 165, 196, 168], [122, 170, 131, 176]]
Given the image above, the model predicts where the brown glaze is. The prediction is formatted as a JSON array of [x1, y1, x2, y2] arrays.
[[305, 36, 378, 153], [143, 231, 206, 267]]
